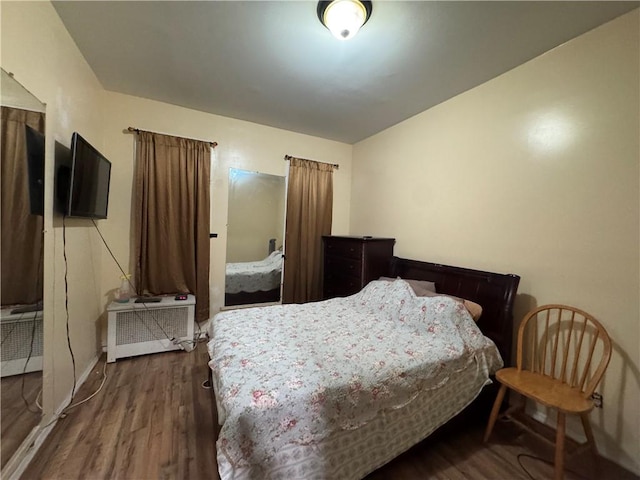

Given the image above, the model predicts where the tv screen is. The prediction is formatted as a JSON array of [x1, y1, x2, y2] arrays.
[[25, 125, 45, 216], [68, 132, 111, 219]]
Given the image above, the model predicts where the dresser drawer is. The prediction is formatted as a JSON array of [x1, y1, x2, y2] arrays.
[[323, 268, 361, 287], [324, 239, 363, 260], [323, 275, 361, 298], [324, 254, 363, 277], [322, 236, 395, 300]]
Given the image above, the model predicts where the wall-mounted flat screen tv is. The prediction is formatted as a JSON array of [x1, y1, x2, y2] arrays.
[[25, 125, 45, 216], [67, 132, 111, 219]]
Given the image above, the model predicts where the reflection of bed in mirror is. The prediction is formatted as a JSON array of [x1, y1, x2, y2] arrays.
[[225, 167, 286, 307], [225, 250, 283, 306]]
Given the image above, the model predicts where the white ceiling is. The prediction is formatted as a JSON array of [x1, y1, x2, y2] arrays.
[[52, 1, 638, 144]]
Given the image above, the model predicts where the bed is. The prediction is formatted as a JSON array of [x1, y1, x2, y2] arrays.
[[225, 250, 283, 306], [208, 257, 520, 479]]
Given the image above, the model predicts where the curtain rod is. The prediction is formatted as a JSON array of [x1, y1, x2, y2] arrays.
[[284, 154, 339, 170], [127, 126, 218, 148]]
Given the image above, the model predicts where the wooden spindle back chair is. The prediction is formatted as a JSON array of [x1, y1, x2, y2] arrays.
[[484, 304, 612, 480]]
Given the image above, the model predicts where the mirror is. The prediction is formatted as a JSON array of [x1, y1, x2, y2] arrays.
[[225, 168, 286, 306], [0, 68, 45, 469]]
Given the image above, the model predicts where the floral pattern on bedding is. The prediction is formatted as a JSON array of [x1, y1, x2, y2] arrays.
[[225, 250, 282, 294], [208, 279, 503, 469]]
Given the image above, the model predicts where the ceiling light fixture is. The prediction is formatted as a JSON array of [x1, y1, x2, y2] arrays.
[[317, 0, 373, 41]]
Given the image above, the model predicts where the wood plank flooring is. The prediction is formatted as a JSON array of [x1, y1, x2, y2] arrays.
[[1, 371, 42, 469], [21, 344, 638, 480], [22, 344, 217, 480]]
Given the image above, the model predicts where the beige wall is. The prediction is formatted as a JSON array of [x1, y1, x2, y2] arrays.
[[2, 0, 352, 419], [4, 0, 637, 475], [99, 91, 352, 319], [351, 11, 639, 474], [1, 0, 352, 469], [1, 0, 106, 429]]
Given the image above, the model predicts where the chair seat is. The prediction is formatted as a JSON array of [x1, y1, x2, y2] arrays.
[[496, 368, 594, 414]]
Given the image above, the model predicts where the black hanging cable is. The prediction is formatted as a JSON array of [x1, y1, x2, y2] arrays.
[[62, 215, 78, 405], [516, 452, 591, 480], [0, 276, 41, 348], [90, 219, 172, 342], [20, 220, 45, 413], [59, 216, 112, 418], [38, 213, 199, 425], [20, 310, 40, 413], [90, 219, 134, 290], [1, 312, 24, 346], [0, 310, 20, 346], [90, 219, 184, 344]]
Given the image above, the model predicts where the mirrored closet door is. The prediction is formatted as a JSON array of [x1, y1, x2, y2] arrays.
[[0, 68, 45, 469], [225, 168, 286, 306]]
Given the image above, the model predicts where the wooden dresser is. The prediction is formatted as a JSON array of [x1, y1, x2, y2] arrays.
[[322, 236, 395, 299]]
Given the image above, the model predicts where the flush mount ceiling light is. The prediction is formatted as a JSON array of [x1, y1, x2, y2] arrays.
[[317, 0, 373, 41]]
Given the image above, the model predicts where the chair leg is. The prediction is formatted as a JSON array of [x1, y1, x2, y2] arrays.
[[580, 413, 598, 456], [554, 412, 566, 480], [581, 413, 601, 477], [484, 384, 508, 443]]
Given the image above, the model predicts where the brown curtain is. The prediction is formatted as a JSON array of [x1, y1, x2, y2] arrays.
[[133, 131, 210, 322], [282, 158, 333, 304], [1, 107, 45, 306]]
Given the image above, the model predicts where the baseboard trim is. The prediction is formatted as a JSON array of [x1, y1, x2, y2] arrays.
[[525, 406, 640, 476], [527, 406, 587, 443], [2, 354, 101, 480]]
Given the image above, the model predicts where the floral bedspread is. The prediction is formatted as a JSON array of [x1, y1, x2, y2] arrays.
[[208, 279, 503, 470], [225, 251, 282, 294]]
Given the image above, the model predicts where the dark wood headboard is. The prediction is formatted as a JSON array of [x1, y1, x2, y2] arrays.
[[390, 257, 520, 364]]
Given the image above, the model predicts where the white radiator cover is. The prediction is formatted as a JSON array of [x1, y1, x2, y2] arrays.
[[0, 309, 43, 377], [106, 295, 195, 363]]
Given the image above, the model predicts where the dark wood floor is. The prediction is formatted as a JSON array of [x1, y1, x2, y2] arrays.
[[22, 345, 638, 480], [1, 371, 42, 469], [366, 414, 638, 480], [22, 345, 217, 480]]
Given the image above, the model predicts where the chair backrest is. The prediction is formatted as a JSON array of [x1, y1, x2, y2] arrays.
[[516, 304, 612, 397]]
